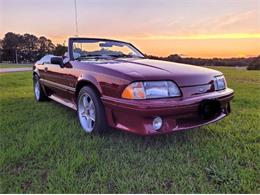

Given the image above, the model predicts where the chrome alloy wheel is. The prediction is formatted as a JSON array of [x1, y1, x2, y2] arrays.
[[34, 79, 40, 100], [78, 93, 96, 132]]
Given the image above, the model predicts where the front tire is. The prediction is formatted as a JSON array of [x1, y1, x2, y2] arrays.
[[77, 86, 107, 134], [33, 75, 48, 101]]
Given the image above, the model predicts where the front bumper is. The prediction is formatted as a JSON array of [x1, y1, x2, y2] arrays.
[[102, 88, 234, 135]]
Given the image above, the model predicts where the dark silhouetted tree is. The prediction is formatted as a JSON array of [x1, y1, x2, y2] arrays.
[[247, 56, 260, 70], [19, 33, 39, 62], [148, 53, 260, 69], [2, 32, 22, 63], [166, 54, 183, 63], [2, 32, 56, 63], [54, 44, 68, 56], [37, 36, 55, 58], [0, 39, 3, 62]]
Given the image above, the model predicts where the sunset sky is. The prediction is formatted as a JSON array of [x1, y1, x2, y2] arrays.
[[0, 0, 259, 57]]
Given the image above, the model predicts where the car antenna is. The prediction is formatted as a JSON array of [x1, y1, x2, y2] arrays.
[[74, 0, 79, 37]]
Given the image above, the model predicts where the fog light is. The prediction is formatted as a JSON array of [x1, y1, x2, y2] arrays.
[[152, 117, 163, 131]]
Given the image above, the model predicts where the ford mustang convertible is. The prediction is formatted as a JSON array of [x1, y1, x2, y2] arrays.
[[33, 37, 234, 135]]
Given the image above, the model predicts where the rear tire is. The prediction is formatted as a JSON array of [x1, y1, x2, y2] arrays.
[[77, 86, 107, 134], [33, 75, 48, 101]]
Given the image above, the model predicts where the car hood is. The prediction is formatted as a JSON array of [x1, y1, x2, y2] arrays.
[[85, 58, 222, 87]]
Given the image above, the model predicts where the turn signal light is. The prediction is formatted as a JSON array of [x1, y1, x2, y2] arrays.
[[121, 82, 146, 99]]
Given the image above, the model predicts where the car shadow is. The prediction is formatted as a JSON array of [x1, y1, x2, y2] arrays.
[[105, 126, 207, 148], [49, 98, 209, 147], [45, 97, 209, 146], [6, 95, 208, 151]]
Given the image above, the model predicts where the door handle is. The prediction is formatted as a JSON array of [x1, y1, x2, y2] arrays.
[[44, 67, 48, 72]]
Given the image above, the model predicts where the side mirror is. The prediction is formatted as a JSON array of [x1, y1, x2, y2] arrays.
[[51, 56, 64, 68]]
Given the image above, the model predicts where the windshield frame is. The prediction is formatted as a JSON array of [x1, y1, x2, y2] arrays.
[[68, 37, 145, 61]]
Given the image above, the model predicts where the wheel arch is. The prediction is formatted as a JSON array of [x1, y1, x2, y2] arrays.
[[75, 79, 102, 99], [33, 70, 40, 78]]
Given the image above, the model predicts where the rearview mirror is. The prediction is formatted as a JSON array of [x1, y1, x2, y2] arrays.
[[99, 42, 113, 47], [51, 56, 64, 68]]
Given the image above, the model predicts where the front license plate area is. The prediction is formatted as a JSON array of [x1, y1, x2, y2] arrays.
[[198, 99, 221, 120]]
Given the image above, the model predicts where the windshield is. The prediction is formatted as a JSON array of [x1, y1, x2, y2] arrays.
[[72, 39, 144, 60]]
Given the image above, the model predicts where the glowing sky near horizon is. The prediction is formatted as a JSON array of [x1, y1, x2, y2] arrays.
[[0, 0, 259, 57]]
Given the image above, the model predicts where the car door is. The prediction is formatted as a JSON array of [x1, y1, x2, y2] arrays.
[[36, 55, 52, 81], [43, 60, 77, 102]]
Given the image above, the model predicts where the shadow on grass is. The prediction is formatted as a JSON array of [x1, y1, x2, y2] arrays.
[[45, 96, 207, 146], [3, 95, 208, 151]]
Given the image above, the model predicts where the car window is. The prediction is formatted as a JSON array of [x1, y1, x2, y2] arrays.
[[72, 40, 144, 61], [39, 55, 54, 65]]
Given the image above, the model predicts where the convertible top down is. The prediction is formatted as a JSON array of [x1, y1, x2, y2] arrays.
[[33, 37, 234, 135]]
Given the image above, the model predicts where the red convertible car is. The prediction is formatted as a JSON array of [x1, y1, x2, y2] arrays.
[[33, 37, 234, 135]]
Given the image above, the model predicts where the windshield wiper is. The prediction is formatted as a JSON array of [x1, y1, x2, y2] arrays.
[[107, 54, 134, 58], [108, 54, 145, 59], [75, 54, 103, 60]]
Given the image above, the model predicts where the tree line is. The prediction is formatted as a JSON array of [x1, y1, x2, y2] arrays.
[[0, 32, 259, 70], [147, 54, 260, 70], [0, 32, 67, 63]]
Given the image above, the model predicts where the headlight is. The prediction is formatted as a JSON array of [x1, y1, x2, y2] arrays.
[[214, 75, 226, 91], [121, 81, 181, 99]]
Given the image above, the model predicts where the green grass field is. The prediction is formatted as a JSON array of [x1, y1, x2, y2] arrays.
[[0, 67, 259, 193], [0, 63, 32, 69]]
